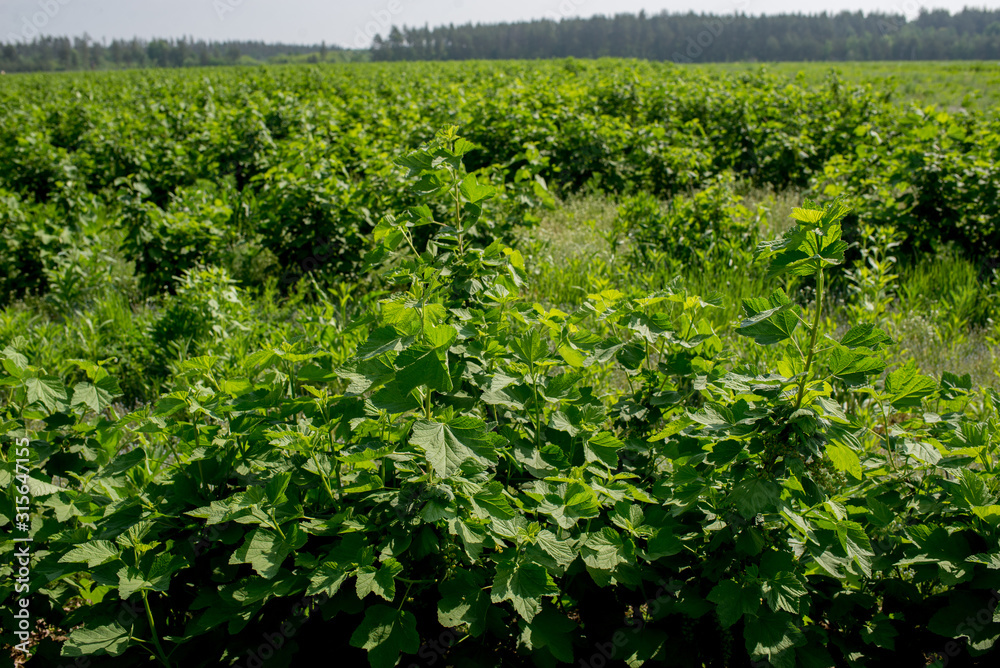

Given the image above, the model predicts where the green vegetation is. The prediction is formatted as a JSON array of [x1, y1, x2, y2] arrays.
[[700, 61, 1000, 111], [1, 60, 999, 667], [4, 8, 1000, 74], [370, 9, 1000, 62], [0, 36, 367, 73]]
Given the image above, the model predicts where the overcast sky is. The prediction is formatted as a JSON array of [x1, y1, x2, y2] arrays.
[[4, 0, 999, 48]]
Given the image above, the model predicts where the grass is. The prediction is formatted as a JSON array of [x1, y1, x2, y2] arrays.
[[696, 61, 1000, 111], [523, 188, 1000, 391]]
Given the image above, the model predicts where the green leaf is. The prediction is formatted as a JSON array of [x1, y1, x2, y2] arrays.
[[586, 431, 623, 467], [453, 138, 479, 156], [521, 607, 577, 663], [356, 559, 404, 601], [395, 148, 436, 176], [350, 605, 420, 668], [972, 506, 1000, 527], [438, 569, 491, 636], [410, 416, 497, 478], [510, 329, 545, 365], [826, 441, 863, 480], [790, 207, 825, 224], [827, 346, 886, 385], [557, 345, 587, 368], [901, 438, 941, 465], [25, 376, 68, 412], [708, 580, 761, 628], [229, 526, 305, 579], [581, 527, 631, 572], [648, 416, 693, 441], [307, 561, 351, 598], [62, 622, 132, 657], [491, 558, 558, 622], [460, 173, 497, 203], [728, 477, 781, 518], [535, 529, 578, 568], [472, 481, 516, 520], [646, 528, 684, 559], [744, 610, 805, 668], [70, 376, 121, 414], [59, 540, 121, 568], [356, 326, 413, 360], [762, 571, 808, 614], [885, 362, 937, 409], [116, 553, 187, 599], [758, 200, 851, 279], [836, 520, 874, 577], [394, 339, 454, 396], [736, 290, 798, 345], [840, 324, 893, 350]]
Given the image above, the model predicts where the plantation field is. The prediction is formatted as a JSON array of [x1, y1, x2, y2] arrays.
[[1, 59, 999, 667], [698, 60, 1000, 111]]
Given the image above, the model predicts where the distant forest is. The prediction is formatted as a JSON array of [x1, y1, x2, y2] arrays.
[[0, 36, 364, 73], [372, 8, 1000, 62], [2, 8, 999, 73]]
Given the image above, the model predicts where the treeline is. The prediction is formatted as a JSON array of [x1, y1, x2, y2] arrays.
[[0, 36, 364, 73], [371, 8, 1000, 61]]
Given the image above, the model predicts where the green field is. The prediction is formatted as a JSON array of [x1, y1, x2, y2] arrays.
[[699, 60, 1000, 110], [1, 60, 999, 667]]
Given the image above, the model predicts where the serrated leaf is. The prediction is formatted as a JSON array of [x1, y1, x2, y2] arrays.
[[229, 527, 305, 580], [728, 478, 781, 518], [62, 622, 132, 657], [410, 416, 496, 479], [25, 376, 68, 412], [307, 561, 351, 597], [744, 610, 804, 667], [826, 441, 862, 480], [586, 431, 622, 467], [840, 324, 893, 350], [535, 529, 577, 568], [394, 343, 453, 395], [59, 540, 121, 568], [473, 481, 516, 520], [357, 559, 404, 601], [460, 173, 497, 203], [737, 290, 798, 345], [836, 520, 874, 578], [350, 605, 420, 668], [116, 557, 184, 599], [762, 571, 808, 614], [708, 580, 761, 628], [491, 558, 558, 622], [828, 346, 886, 385], [521, 607, 577, 663], [438, 569, 491, 636], [886, 362, 937, 409]]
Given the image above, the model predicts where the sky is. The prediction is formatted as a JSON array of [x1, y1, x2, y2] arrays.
[[3, 0, 999, 48]]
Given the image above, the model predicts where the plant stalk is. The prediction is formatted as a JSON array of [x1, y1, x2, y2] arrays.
[[142, 591, 172, 668], [795, 261, 825, 410]]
